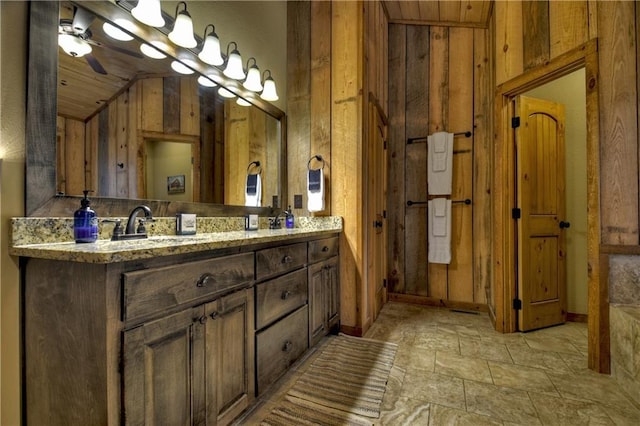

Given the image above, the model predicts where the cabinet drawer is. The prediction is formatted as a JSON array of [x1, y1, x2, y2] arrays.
[[256, 269, 307, 330], [308, 237, 339, 263], [123, 253, 254, 323], [256, 305, 308, 395], [256, 242, 307, 280]]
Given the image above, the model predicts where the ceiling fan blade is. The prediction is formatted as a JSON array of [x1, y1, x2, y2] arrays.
[[85, 54, 107, 75], [72, 6, 95, 34]]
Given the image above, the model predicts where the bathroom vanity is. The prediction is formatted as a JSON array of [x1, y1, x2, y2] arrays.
[[12, 218, 341, 425]]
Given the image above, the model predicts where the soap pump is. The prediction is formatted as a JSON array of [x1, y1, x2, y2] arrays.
[[285, 205, 295, 229], [74, 190, 98, 243]]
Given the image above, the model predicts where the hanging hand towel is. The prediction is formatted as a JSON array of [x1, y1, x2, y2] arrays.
[[307, 168, 325, 212], [428, 198, 451, 264], [427, 132, 454, 195], [245, 173, 262, 207]]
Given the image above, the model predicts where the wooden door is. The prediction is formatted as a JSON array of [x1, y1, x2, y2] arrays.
[[123, 306, 206, 425], [515, 96, 567, 331], [204, 289, 254, 426], [367, 101, 388, 323]]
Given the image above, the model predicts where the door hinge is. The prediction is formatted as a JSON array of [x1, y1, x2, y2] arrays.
[[511, 116, 520, 128], [513, 299, 522, 310], [383, 210, 387, 219], [383, 279, 387, 288], [383, 140, 388, 150], [512, 208, 521, 219]]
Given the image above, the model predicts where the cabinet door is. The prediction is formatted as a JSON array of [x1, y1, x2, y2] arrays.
[[123, 306, 206, 425], [308, 261, 327, 347], [325, 256, 340, 330], [204, 289, 255, 426]]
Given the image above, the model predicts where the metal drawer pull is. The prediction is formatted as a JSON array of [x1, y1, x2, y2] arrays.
[[322, 246, 329, 252], [210, 311, 218, 320], [196, 273, 214, 287], [282, 255, 293, 264], [281, 290, 291, 300], [197, 315, 207, 324], [282, 340, 292, 352]]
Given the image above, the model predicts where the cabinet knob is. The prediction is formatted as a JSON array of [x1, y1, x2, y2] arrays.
[[282, 255, 293, 264], [322, 246, 329, 252], [282, 340, 292, 352], [281, 290, 291, 300], [196, 273, 214, 287], [197, 315, 207, 324], [210, 311, 218, 320]]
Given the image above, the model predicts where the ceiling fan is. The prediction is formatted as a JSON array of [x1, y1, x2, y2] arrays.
[[58, 6, 144, 75]]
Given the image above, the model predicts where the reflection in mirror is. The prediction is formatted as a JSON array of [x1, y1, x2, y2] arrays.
[[54, 1, 283, 208]]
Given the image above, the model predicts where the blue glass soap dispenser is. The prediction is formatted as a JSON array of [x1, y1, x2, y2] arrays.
[[285, 205, 295, 229], [74, 190, 98, 243]]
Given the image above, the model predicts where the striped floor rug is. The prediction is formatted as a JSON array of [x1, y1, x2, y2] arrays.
[[261, 334, 398, 425]]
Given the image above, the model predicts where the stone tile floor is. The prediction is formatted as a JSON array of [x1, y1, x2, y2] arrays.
[[241, 301, 640, 425]]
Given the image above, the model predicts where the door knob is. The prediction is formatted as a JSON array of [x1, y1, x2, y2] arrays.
[[559, 221, 570, 229]]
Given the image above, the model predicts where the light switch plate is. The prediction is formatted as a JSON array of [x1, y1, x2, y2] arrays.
[[294, 194, 303, 209]]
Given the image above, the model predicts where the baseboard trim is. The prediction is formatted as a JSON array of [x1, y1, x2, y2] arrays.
[[387, 293, 489, 313], [567, 312, 588, 323]]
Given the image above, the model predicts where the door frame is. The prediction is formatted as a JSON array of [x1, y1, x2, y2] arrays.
[[493, 39, 607, 372]]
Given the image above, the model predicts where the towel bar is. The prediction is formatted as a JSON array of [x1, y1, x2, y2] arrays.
[[406, 131, 472, 145], [406, 198, 471, 206]]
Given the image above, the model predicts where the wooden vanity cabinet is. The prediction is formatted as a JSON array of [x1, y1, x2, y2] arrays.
[[22, 233, 340, 425]]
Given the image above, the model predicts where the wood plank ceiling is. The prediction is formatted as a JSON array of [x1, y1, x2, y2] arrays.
[[383, 0, 493, 28]]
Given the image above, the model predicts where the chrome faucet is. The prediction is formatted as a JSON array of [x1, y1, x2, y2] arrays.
[[125, 205, 154, 235]]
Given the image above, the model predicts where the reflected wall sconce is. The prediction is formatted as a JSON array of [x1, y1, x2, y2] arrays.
[[131, 0, 165, 27], [171, 59, 196, 75], [168, 2, 197, 48], [198, 24, 224, 66], [140, 40, 168, 59], [218, 87, 236, 98], [237, 98, 251, 106], [260, 70, 279, 101], [223, 42, 245, 80], [243, 57, 263, 92], [58, 33, 92, 57], [103, 19, 135, 41], [197, 75, 217, 87]]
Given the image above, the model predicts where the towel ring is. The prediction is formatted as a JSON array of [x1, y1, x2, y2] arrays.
[[247, 161, 262, 174], [307, 155, 325, 171]]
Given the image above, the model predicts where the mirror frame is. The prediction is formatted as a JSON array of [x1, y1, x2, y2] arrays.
[[25, 1, 287, 217]]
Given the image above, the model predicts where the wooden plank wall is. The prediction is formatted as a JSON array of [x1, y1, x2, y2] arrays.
[[494, 0, 639, 247], [287, 1, 388, 333], [387, 23, 491, 306], [224, 103, 274, 206]]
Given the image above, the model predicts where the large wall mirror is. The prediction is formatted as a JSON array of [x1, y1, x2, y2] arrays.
[[26, 0, 286, 217]]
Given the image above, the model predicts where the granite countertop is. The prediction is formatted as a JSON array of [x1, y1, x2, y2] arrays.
[[10, 217, 342, 264]]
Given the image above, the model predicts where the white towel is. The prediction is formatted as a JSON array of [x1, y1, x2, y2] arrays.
[[428, 198, 451, 264], [428, 132, 453, 195], [245, 173, 262, 207], [307, 168, 325, 212]]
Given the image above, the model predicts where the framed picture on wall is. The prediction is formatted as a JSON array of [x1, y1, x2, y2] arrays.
[[167, 175, 185, 194]]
